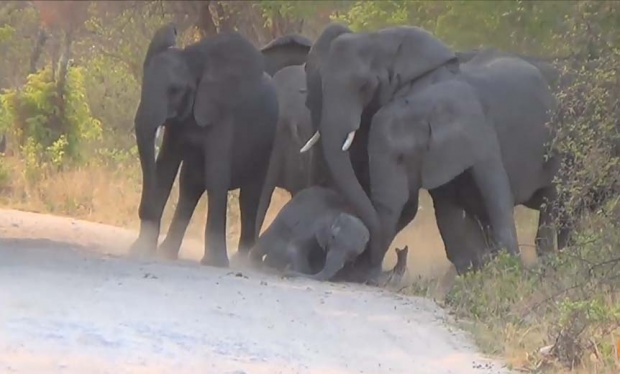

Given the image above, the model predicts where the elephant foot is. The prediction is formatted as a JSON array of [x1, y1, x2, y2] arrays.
[[229, 250, 252, 269], [157, 242, 180, 261], [200, 252, 230, 268], [128, 237, 157, 260], [362, 265, 384, 287]]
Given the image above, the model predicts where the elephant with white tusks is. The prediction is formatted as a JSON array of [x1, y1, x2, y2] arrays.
[[269, 23, 559, 282], [129, 29, 318, 266], [129, 23, 282, 267], [253, 63, 337, 237]]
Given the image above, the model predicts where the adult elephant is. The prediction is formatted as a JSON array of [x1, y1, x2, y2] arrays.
[[253, 64, 332, 236], [129, 23, 279, 267], [456, 48, 619, 257], [260, 34, 313, 76], [420, 49, 559, 273], [137, 31, 312, 259], [297, 24, 557, 280]]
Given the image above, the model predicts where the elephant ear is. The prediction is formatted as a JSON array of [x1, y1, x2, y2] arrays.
[[261, 34, 313, 76], [315, 213, 345, 251], [389, 26, 457, 84], [306, 23, 351, 72], [420, 81, 499, 190], [193, 32, 265, 127], [143, 22, 177, 71]]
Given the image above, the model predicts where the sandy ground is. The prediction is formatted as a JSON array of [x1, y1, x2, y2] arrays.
[[0, 208, 517, 374]]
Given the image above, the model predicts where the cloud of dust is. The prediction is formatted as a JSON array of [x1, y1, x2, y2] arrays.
[[170, 188, 541, 281]]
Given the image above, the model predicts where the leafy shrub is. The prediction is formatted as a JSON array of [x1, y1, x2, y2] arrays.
[[0, 64, 102, 173], [549, 49, 620, 232]]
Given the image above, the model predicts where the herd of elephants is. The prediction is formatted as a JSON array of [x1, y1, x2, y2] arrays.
[[125, 20, 597, 286]]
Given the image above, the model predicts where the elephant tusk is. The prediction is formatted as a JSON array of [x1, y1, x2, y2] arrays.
[[300, 131, 320, 153], [341, 131, 356, 151], [154, 126, 162, 158]]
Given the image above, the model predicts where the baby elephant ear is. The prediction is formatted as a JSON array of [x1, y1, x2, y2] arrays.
[[421, 82, 498, 190]]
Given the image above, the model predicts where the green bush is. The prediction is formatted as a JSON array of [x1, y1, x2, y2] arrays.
[[0, 64, 102, 172]]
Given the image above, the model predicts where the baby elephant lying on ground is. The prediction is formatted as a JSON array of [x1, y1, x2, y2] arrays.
[[249, 186, 408, 282]]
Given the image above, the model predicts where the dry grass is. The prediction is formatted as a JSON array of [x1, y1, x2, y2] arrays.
[[0, 154, 297, 257]]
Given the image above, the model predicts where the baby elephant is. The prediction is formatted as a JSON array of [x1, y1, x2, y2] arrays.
[[249, 186, 407, 282]]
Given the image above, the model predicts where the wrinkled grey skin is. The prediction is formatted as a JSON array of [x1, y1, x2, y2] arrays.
[[140, 33, 318, 267], [455, 48, 562, 89], [129, 24, 279, 267], [367, 52, 557, 274], [250, 186, 407, 282], [253, 64, 332, 236], [293, 24, 559, 279], [298, 24, 532, 281], [455, 48, 619, 261]]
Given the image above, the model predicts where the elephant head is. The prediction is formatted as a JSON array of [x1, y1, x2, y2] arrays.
[[314, 212, 370, 280], [260, 34, 313, 76], [300, 24, 457, 270], [134, 24, 265, 215]]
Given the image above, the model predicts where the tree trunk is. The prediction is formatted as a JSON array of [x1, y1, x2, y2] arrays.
[[57, 29, 73, 96], [214, 1, 235, 33], [50, 29, 73, 138], [29, 27, 49, 75], [197, 1, 218, 38], [269, 8, 304, 39]]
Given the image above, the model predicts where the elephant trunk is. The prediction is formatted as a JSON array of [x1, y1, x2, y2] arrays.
[[319, 94, 382, 269], [254, 130, 284, 236], [312, 248, 348, 281], [133, 80, 168, 219]]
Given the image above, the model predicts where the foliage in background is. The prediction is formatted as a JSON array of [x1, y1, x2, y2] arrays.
[[0, 65, 101, 171]]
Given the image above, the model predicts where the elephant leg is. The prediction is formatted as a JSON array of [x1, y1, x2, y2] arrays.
[[529, 188, 557, 256], [396, 200, 419, 233], [158, 163, 205, 260], [470, 157, 520, 257], [366, 138, 416, 284], [201, 128, 233, 268], [371, 169, 415, 281], [201, 186, 229, 267], [557, 224, 573, 250], [237, 178, 265, 256], [433, 196, 486, 274], [130, 129, 182, 257], [556, 198, 580, 251]]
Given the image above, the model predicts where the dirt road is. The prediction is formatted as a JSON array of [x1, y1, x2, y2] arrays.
[[0, 209, 512, 374]]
